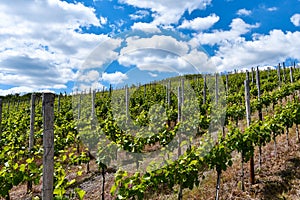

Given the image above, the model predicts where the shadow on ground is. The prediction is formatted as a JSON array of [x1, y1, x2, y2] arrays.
[[262, 157, 300, 200]]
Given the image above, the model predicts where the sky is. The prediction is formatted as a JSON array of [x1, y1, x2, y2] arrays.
[[0, 0, 300, 95]]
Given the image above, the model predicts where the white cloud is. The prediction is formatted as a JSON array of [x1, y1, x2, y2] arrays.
[[100, 16, 108, 25], [178, 14, 219, 31], [77, 70, 100, 82], [291, 14, 300, 26], [81, 37, 122, 70], [117, 35, 216, 73], [258, 65, 276, 71], [131, 22, 161, 33], [118, 48, 215, 74], [181, 49, 216, 72], [267, 7, 278, 11], [129, 10, 150, 20], [0, 87, 56, 96], [101, 72, 128, 84], [237, 66, 277, 73], [237, 8, 252, 16], [118, 49, 180, 72], [75, 81, 105, 92], [120, 35, 189, 56], [0, 0, 108, 95], [113, 5, 124, 10], [211, 30, 300, 71], [120, 0, 212, 25], [148, 72, 158, 77], [194, 18, 260, 46], [0, 55, 74, 88]]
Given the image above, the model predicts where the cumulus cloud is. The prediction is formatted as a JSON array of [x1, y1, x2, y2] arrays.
[[120, 35, 189, 57], [118, 49, 182, 73], [0, 55, 73, 88], [120, 0, 212, 25], [117, 34, 215, 73], [129, 10, 150, 20], [131, 22, 161, 33], [118, 48, 215, 74], [291, 14, 300, 26], [211, 30, 300, 71], [181, 49, 216, 72], [194, 18, 260, 46], [101, 72, 128, 84], [237, 8, 252, 16], [148, 72, 158, 77], [267, 7, 278, 12], [118, 35, 191, 72], [100, 16, 108, 25], [77, 70, 100, 82], [81, 37, 122, 70], [0, 0, 108, 95], [178, 14, 220, 31]]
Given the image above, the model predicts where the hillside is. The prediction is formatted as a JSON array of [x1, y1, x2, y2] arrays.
[[0, 66, 300, 200]]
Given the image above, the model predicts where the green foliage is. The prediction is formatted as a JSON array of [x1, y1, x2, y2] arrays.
[[1, 68, 300, 199]]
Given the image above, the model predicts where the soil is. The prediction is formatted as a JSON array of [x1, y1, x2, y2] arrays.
[[182, 127, 300, 200]]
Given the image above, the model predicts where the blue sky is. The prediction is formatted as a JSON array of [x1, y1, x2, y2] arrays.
[[0, 0, 299, 95]]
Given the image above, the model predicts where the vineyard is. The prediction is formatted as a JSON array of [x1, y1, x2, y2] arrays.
[[0, 63, 300, 200]]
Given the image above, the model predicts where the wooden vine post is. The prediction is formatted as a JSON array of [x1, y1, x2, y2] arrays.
[[245, 80, 255, 185], [215, 169, 221, 200], [290, 67, 294, 83], [78, 92, 82, 120], [181, 79, 184, 106], [290, 67, 295, 102], [57, 93, 61, 113], [165, 83, 168, 105], [88, 90, 97, 173], [28, 93, 36, 192], [7, 101, 10, 115], [17, 100, 20, 111], [256, 67, 263, 170], [37, 96, 40, 106], [89, 87, 96, 172], [92, 90, 95, 121], [277, 63, 281, 86], [166, 80, 171, 127], [246, 70, 249, 81], [251, 67, 254, 84], [42, 93, 55, 200], [109, 84, 112, 97], [29, 94, 36, 151], [125, 85, 129, 123], [102, 86, 105, 95], [290, 66, 299, 142], [282, 62, 286, 83], [215, 73, 219, 104], [177, 85, 183, 200], [203, 75, 207, 105], [225, 74, 229, 96], [215, 76, 222, 200], [215, 74, 222, 200], [167, 80, 171, 107], [177, 86, 182, 157]]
